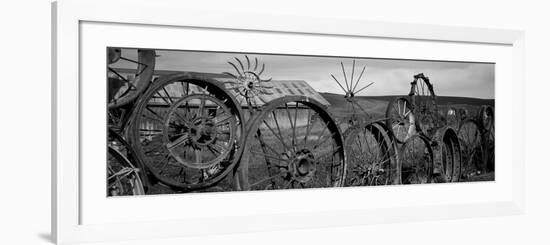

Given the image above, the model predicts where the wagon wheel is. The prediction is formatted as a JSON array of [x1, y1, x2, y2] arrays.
[[386, 97, 416, 144], [108, 129, 146, 196], [128, 72, 245, 191], [433, 127, 461, 183], [457, 119, 484, 180], [107, 48, 156, 109], [343, 122, 398, 186], [399, 135, 433, 184], [478, 105, 494, 132], [235, 96, 346, 191], [408, 73, 438, 136], [478, 106, 495, 172]]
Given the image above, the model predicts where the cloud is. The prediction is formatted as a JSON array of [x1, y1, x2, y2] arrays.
[[122, 49, 495, 99]]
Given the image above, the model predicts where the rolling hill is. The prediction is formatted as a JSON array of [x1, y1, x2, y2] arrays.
[[319, 92, 495, 121]]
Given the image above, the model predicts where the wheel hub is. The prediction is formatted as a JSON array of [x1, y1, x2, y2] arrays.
[[190, 117, 217, 146], [238, 72, 261, 97], [289, 149, 316, 183]]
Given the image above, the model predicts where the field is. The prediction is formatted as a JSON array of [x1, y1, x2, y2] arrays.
[[320, 92, 495, 123]]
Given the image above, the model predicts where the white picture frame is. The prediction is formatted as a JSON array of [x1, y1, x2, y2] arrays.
[[52, 0, 525, 244]]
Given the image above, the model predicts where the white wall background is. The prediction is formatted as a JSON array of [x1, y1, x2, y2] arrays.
[[0, 0, 547, 244]]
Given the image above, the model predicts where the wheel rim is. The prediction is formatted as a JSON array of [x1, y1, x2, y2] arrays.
[[344, 122, 397, 186], [400, 135, 433, 184], [238, 96, 345, 191], [483, 120, 495, 172], [458, 120, 483, 180], [438, 128, 461, 182], [386, 98, 416, 143], [107, 48, 156, 109], [129, 73, 245, 191], [107, 146, 145, 196]]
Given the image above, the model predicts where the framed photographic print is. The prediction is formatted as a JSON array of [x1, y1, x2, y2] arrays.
[[52, 0, 525, 244]]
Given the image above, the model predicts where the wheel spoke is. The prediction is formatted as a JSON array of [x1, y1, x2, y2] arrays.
[[293, 102, 299, 148], [198, 96, 206, 117], [304, 111, 318, 146], [250, 150, 288, 163], [166, 133, 190, 150], [214, 114, 233, 127], [269, 111, 290, 151], [195, 149, 202, 163], [262, 120, 289, 152], [162, 87, 174, 104], [250, 173, 284, 187], [284, 103, 296, 149], [312, 132, 337, 150]]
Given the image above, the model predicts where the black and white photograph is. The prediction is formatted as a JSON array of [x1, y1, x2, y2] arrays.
[[9, 0, 550, 244], [106, 48, 495, 196]]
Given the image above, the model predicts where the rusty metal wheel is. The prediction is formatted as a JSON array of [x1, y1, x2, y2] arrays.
[[408, 73, 439, 136], [457, 120, 484, 180], [108, 129, 146, 196], [399, 135, 433, 184], [107, 48, 156, 109], [129, 72, 245, 191], [343, 122, 398, 186], [386, 97, 416, 143], [433, 127, 461, 183], [478, 105, 494, 132], [477, 105, 495, 172], [235, 96, 346, 191]]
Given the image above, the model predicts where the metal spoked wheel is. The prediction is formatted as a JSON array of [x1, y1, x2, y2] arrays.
[[107, 48, 156, 109], [236, 96, 346, 191], [399, 135, 433, 184], [129, 72, 245, 191], [478, 106, 495, 172], [343, 122, 398, 186], [433, 127, 461, 183], [457, 120, 484, 180], [107, 129, 145, 196], [408, 73, 438, 136], [386, 97, 416, 143], [478, 105, 494, 132]]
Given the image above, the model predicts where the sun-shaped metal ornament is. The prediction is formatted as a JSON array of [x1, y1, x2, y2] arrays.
[[223, 56, 273, 105]]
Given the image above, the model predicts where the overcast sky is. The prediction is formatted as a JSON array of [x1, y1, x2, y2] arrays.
[[121, 49, 495, 99]]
